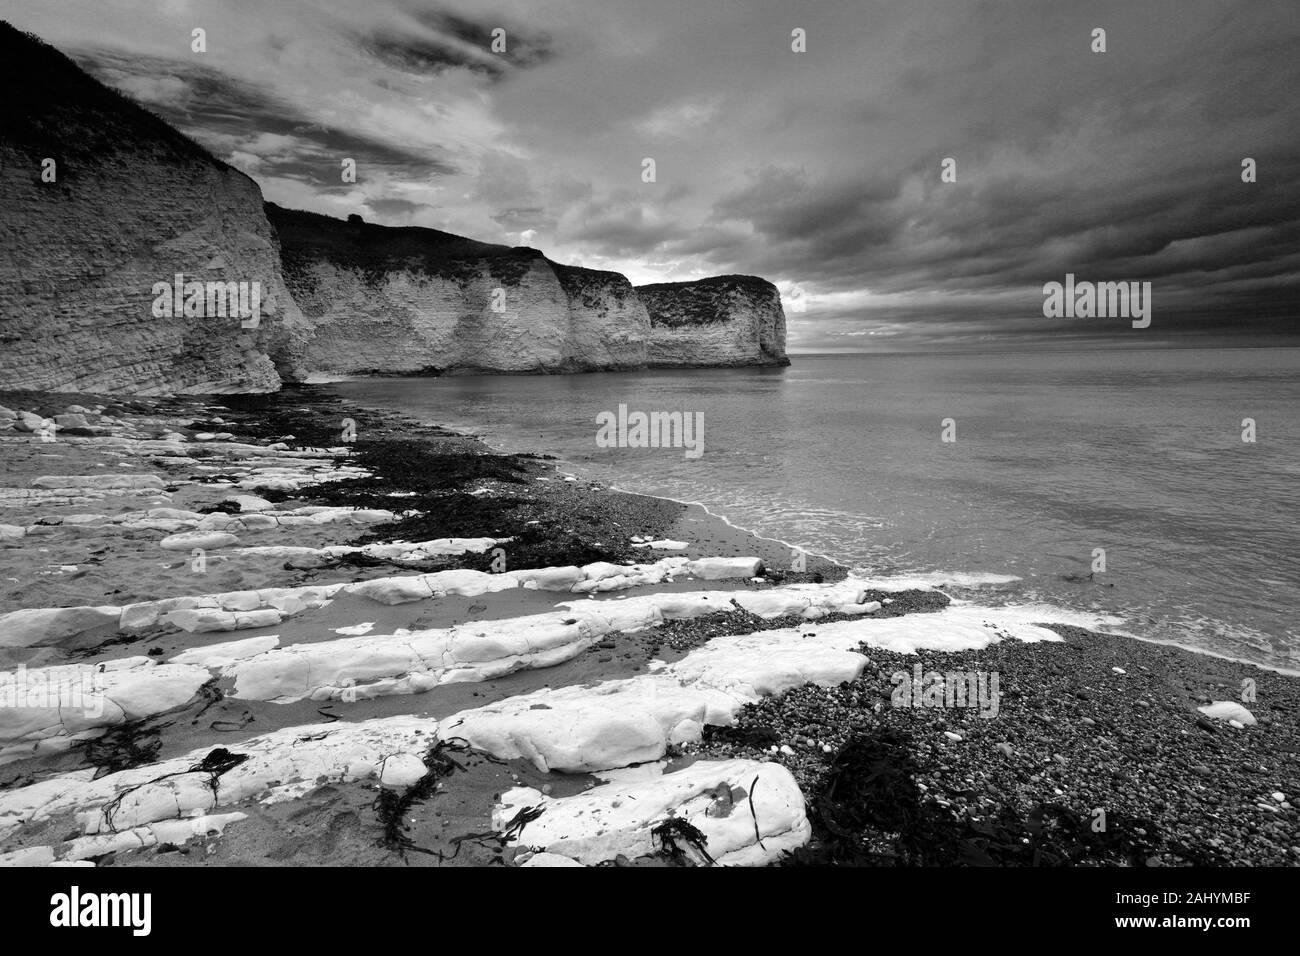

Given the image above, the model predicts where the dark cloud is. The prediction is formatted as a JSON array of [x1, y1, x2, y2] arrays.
[[72, 48, 459, 188], [561, 190, 691, 257], [397, 8, 556, 74]]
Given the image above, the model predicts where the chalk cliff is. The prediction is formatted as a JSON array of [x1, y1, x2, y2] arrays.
[[267, 206, 649, 376], [0, 22, 788, 393], [0, 22, 306, 394], [270, 208, 789, 378], [639, 276, 789, 367]]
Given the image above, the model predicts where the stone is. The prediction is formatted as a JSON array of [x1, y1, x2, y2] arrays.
[[0, 605, 122, 649], [0, 659, 209, 749], [0, 716, 434, 840], [379, 753, 428, 789], [159, 531, 239, 551], [227, 494, 274, 512], [169, 635, 280, 667], [32, 474, 165, 490], [493, 759, 809, 866], [14, 412, 46, 432]]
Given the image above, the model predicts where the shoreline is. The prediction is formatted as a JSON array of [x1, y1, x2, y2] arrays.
[[328, 382, 1300, 680], [0, 385, 1296, 866]]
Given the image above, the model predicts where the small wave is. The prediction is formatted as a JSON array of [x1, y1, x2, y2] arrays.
[[848, 570, 1023, 591]]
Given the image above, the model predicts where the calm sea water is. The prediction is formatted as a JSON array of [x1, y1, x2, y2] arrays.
[[332, 348, 1300, 671]]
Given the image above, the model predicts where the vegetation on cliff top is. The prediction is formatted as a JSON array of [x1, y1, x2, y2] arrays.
[[0, 20, 226, 169], [268, 203, 543, 291], [636, 274, 781, 328]]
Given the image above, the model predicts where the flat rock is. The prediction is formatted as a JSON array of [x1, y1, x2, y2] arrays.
[[31, 474, 165, 490], [0, 605, 121, 649], [493, 759, 811, 866], [159, 531, 239, 551], [0, 716, 436, 840]]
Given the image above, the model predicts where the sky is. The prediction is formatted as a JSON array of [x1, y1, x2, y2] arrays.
[[3, 0, 1298, 352]]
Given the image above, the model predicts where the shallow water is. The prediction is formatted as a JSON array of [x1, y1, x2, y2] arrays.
[[333, 347, 1300, 671]]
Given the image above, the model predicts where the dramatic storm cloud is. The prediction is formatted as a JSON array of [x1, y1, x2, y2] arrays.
[[4, 0, 1297, 350]]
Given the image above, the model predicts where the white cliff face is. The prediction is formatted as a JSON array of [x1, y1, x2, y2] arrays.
[[0, 28, 308, 395], [273, 231, 793, 378], [277, 254, 566, 375], [269, 206, 651, 377], [0, 157, 307, 395], [553, 264, 650, 370], [638, 276, 789, 368]]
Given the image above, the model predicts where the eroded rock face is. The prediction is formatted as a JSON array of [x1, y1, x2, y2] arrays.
[[0, 23, 307, 395], [268, 205, 651, 377], [267, 206, 791, 378], [0, 24, 790, 394], [638, 275, 789, 368]]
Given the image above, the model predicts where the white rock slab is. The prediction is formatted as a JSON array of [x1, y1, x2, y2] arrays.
[[226, 582, 875, 704], [159, 531, 239, 551], [838, 603, 1128, 653], [0, 659, 211, 751], [227, 494, 274, 512], [57, 812, 248, 863], [0, 606, 122, 649], [631, 539, 690, 550], [494, 759, 810, 866], [169, 635, 280, 668], [439, 625, 867, 772], [0, 556, 769, 649], [0, 716, 436, 841], [31, 475, 165, 491]]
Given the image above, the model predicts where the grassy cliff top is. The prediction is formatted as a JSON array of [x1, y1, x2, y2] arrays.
[[268, 204, 647, 294], [0, 20, 226, 167], [636, 274, 781, 326], [267, 203, 550, 288], [636, 274, 778, 294]]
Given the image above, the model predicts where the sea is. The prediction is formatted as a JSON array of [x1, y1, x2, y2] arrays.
[[332, 347, 1300, 672]]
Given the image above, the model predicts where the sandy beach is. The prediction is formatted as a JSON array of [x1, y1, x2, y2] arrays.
[[0, 388, 1295, 867]]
